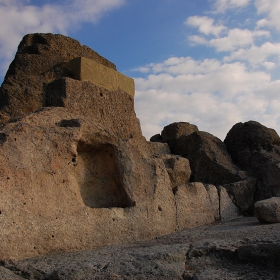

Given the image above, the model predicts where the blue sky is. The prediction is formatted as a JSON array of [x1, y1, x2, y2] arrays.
[[1, 0, 280, 140]]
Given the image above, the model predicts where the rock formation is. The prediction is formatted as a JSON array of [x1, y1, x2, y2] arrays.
[[255, 197, 280, 223], [0, 33, 238, 261], [0, 33, 279, 264], [224, 121, 280, 200]]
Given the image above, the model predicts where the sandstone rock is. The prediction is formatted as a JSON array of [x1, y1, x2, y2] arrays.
[[0, 33, 246, 262], [0, 33, 117, 124], [223, 177, 257, 215], [254, 197, 280, 223], [225, 121, 280, 200], [0, 107, 178, 261], [45, 77, 142, 140], [218, 186, 239, 221], [68, 57, 135, 97], [174, 183, 220, 230], [175, 131, 246, 185], [160, 155, 191, 189]]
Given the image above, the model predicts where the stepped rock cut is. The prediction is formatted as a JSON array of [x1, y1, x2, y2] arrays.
[[68, 57, 135, 97]]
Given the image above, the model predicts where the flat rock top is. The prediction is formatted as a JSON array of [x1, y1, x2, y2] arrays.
[[2, 217, 280, 279]]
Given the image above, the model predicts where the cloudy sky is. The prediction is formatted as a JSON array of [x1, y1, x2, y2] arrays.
[[1, 0, 280, 140]]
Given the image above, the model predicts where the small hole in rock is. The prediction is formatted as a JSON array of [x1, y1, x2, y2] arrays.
[[158, 206, 162, 211], [52, 235, 54, 238], [100, 92, 103, 97], [34, 246, 37, 250]]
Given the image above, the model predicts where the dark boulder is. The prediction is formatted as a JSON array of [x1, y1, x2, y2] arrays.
[[224, 121, 280, 199], [161, 122, 198, 152], [174, 131, 246, 185]]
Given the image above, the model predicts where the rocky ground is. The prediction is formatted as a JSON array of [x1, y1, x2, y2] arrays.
[[1, 216, 280, 280]]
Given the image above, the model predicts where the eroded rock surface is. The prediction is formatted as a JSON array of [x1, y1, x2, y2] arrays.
[[0, 34, 242, 261], [225, 121, 280, 200], [1, 217, 280, 280], [255, 197, 280, 223], [0, 33, 116, 124]]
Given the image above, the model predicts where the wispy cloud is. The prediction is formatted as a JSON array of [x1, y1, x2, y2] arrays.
[[214, 0, 251, 13]]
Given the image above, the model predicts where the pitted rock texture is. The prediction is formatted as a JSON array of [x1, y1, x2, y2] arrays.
[[174, 131, 246, 185], [45, 77, 142, 140], [1, 217, 280, 280], [255, 197, 280, 223], [225, 121, 280, 200], [0, 33, 116, 124], [0, 106, 235, 260]]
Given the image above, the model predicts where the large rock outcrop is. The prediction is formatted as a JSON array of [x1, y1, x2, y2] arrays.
[[224, 121, 280, 200], [0, 34, 238, 261], [151, 123, 247, 185], [0, 33, 116, 124]]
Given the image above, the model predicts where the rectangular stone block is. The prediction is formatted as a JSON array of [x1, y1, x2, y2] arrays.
[[68, 57, 135, 97]]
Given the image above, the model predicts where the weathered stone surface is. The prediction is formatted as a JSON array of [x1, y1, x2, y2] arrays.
[[223, 177, 257, 215], [218, 186, 239, 221], [160, 155, 191, 189], [175, 183, 220, 230], [0, 33, 117, 124], [225, 121, 280, 200], [255, 197, 280, 223], [0, 266, 24, 280], [5, 217, 280, 280], [0, 33, 248, 263], [68, 57, 135, 97], [0, 107, 177, 261], [225, 121, 280, 162], [175, 131, 246, 185], [45, 77, 142, 140], [160, 122, 199, 152]]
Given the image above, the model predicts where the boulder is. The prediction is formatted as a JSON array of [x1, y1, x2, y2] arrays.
[[150, 133, 163, 143], [0, 33, 116, 124], [218, 186, 239, 221], [254, 197, 280, 223], [160, 155, 191, 189], [224, 121, 280, 200], [161, 122, 198, 150], [174, 183, 220, 230], [223, 178, 257, 215], [174, 131, 246, 185]]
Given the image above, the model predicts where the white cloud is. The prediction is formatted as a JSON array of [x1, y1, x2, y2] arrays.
[[186, 16, 227, 36], [255, 0, 280, 31], [209, 29, 270, 51], [134, 57, 279, 141], [0, 0, 125, 75], [214, 0, 251, 12], [224, 42, 280, 65], [188, 27, 270, 52]]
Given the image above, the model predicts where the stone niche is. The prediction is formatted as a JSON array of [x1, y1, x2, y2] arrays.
[[75, 142, 135, 208]]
